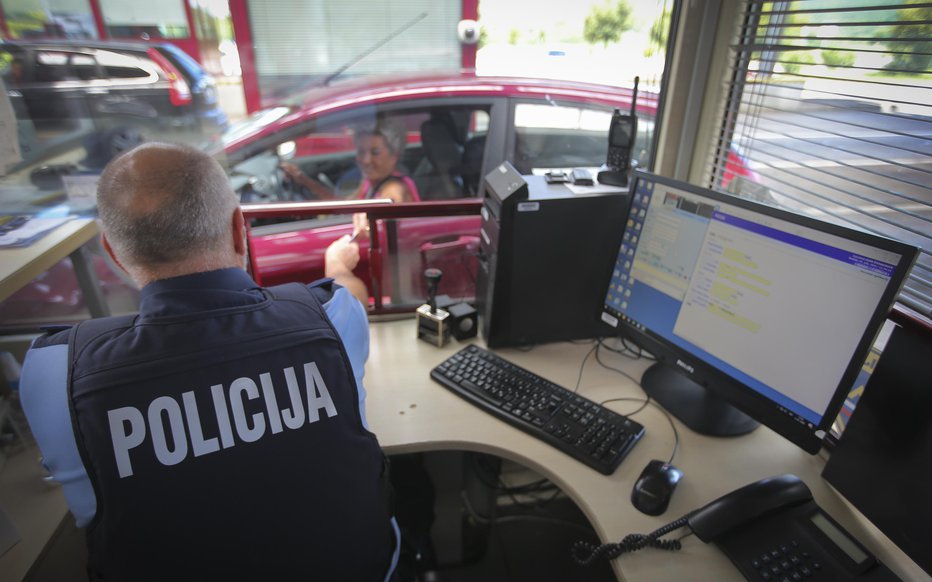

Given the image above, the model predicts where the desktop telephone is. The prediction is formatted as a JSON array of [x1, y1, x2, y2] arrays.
[[574, 474, 899, 580]]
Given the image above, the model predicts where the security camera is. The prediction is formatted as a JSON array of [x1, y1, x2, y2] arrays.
[[457, 19, 480, 45]]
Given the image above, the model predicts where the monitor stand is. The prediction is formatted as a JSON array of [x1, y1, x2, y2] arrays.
[[641, 362, 759, 436]]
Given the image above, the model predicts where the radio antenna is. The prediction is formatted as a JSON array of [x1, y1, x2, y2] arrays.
[[630, 76, 639, 117]]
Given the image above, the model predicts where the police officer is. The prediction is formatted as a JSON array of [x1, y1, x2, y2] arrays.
[[19, 142, 398, 581]]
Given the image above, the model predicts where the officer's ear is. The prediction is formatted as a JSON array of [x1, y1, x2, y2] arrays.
[[232, 207, 247, 257]]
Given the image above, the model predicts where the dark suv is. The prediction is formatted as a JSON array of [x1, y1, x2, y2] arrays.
[[1, 39, 228, 168]]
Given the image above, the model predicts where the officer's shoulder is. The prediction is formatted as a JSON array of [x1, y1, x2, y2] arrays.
[[30, 325, 72, 349], [307, 277, 345, 305]]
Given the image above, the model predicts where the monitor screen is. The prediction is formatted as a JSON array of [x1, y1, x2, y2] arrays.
[[599, 171, 918, 453]]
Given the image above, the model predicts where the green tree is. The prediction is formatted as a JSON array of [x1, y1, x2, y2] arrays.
[[508, 28, 520, 45], [781, 50, 815, 75], [645, 8, 672, 57], [820, 49, 855, 68], [7, 10, 47, 39], [883, 1, 932, 73], [583, 1, 633, 48]]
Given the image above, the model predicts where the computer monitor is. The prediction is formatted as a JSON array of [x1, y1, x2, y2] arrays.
[[821, 321, 932, 576], [599, 170, 918, 453]]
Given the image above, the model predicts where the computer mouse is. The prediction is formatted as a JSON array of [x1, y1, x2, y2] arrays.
[[631, 459, 683, 516]]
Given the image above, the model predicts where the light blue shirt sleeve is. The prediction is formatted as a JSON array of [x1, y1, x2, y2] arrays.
[[322, 286, 371, 428], [323, 287, 398, 580], [19, 341, 97, 527]]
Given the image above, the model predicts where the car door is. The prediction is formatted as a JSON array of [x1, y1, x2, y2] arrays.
[[20, 48, 93, 129], [90, 49, 163, 125]]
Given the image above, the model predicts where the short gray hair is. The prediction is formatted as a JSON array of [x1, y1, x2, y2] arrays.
[[97, 142, 237, 267], [357, 117, 406, 155]]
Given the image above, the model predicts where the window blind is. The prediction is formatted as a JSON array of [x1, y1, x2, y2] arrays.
[[704, 0, 931, 318]]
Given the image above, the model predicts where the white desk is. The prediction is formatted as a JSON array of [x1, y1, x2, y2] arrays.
[[1, 319, 927, 581], [0, 217, 109, 317]]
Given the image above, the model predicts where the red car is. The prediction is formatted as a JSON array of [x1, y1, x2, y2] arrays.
[[0, 71, 756, 324], [226, 71, 754, 308]]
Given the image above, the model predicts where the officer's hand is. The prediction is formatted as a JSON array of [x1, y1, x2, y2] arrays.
[[325, 235, 360, 276]]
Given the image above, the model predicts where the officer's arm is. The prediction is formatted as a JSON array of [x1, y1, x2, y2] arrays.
[[325, 235, 368, 305]]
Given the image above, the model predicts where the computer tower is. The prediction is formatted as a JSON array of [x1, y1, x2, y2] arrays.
[[475, 162, 630, 348]]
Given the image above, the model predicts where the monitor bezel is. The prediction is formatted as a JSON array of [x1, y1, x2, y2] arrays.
[[601, 170, 919, 453]]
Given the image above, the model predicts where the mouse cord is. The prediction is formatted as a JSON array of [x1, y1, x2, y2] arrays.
[[573, 342, 600, 394], [595, 342, 681, 465], [570, 513, 694, 566]]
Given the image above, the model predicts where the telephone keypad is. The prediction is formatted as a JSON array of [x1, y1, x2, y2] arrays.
[[751, 541, 822, 580]]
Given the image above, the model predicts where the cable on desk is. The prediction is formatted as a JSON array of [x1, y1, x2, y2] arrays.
[[600, 396, 680, 465], [591, 337, 682, 464], [573, 342, 600, 393], [595, 339, 643, 386], [570, 514, 694, 566]]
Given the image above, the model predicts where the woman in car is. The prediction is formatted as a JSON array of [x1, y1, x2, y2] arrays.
[[281, 117, 420, 204]]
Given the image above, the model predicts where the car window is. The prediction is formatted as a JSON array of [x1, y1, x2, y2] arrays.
[[70, 54, 100, 80], [511, 101, 655, 174], [233, 104, 490, 207], [95, 51, 154, 80], [240, 104, 490, 309], [34, 51, 71, 82]]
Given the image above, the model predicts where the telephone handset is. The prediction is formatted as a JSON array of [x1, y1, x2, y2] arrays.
[[573, 475, 899, 581], [687, 473, 811, 541], [690, 474, 898, 581]]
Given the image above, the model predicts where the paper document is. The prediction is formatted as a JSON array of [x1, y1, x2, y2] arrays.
[[0, 215, 74, 248]]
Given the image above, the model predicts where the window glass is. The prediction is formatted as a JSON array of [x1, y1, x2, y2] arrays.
[[512, 101, 655, 174], [70, 53, 99, 80], [240, 105, 489, 309], [705, 0, 932, 318], [247, 1, 460, 105], [0, 0, 98, 39], [99, 0, 189, 39], [95, 51, 154, 79], [34, 51, 70, 81], [235, 105, 490, 206]]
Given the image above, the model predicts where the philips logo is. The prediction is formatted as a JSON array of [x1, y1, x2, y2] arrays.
[[675, 360, 695, 374]]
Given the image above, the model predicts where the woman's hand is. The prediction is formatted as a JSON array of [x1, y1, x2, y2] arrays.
[[279, 162, 304, 180], [352, 212, 370, 240]]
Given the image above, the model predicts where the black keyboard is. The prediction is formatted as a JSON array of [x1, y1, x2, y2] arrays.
[[430, 344, 644, 475]]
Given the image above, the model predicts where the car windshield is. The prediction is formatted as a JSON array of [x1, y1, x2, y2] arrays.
[[222, 106, 292, 146]]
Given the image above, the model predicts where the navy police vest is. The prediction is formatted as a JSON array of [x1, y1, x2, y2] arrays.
[[66, 282, 393, 581]]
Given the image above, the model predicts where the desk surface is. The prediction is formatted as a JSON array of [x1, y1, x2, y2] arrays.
[[364, 320, 928, 582], [0, 218, 98, 304], [1, 318, 927, 581]]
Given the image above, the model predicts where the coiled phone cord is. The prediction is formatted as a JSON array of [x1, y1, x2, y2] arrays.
[[571, 513, 694, 566]]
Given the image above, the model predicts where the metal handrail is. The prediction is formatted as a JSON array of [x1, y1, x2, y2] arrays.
[[242, 198, 483, 314]]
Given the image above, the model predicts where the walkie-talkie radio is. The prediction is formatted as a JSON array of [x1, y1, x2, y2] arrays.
[[598, 76, 639, 187]]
